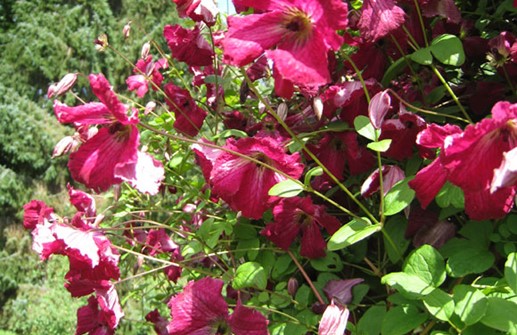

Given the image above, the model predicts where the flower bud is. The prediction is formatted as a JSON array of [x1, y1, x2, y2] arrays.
[[287, 277, 299, 296], [313, 96, 323, 120], [145, 101, 156, 115], [123, 21, 131, 39], [141, 42, 151, 59], [369, 90, 391, 129], [47, 73, 78, 98], [52, 135, 80, 158]]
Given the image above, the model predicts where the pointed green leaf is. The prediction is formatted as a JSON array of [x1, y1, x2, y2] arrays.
[[453, 285, 488, 326], [233, 262, 267, 290], [430, 34, 465, 66], [354, 115, 378, 140], [268, 179, 304, 197], [327, 218, 381, 250], [505, 252, 517, 295], [383, 177, 415, 216], [367, 139, 392, 152], [424, 288, 455, 321], [410, 48, 433, 65]]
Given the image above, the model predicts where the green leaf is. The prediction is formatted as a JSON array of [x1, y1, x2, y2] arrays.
[[356, 304, 386, 335], [233, 262, 267, 290], [381, 305, 428, 335], [381, 56, 410, 87], [410, 48, 433, 65], [435, 182, 464, 209], [423, 288, 455, 321], [480, 297, 517, 332], [310, 251, 343, 272], [325, 121, 350, 132], [383, 177, 415, 216], [327, 218, 381, 250], [367, 139, 392, 152], [453, 285, 488, 325], [441, 239, 495, 277], [404, 245, 446, 287], [354, 115, 378, 141], [268, 179, 304, 197], [383, 217, 410, 263], [304, 167, 323, 186], [381, 272, 435, 298], [430, 34, 466, 66], [505, 252, 517, 295]]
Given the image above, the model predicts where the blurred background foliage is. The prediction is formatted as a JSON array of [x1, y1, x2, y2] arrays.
[[0, 0, 177, 333]]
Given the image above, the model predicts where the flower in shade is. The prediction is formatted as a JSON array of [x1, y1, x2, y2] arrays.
[[167, 277, 268, 335], [222, 0, 348, 97], [164, 83, 208, 137], [410, 101, 517, 220], [54, 73, 164, 194], [261, 197, 341, 258], [194, 136, 304, 219]]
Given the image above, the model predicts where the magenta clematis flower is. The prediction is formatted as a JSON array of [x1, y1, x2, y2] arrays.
[[54, 73, 164, 194], [75, 285, 124, 335], [126, 56, 168, 98], [164, 83, 208, 137], [167, 277, 268, 335], [410, 101, 517, 220], [194, 136, 304, 219], [261, 197, 341, 258], [222, 0, 348, 96], [164, 24, 214, 67]]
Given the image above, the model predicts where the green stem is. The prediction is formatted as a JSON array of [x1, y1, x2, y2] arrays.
[[430, 65, 473, 123]]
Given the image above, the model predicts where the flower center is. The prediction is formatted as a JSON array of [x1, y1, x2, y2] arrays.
[[282, 7, 313, 44], [108, 123, 132, 142]]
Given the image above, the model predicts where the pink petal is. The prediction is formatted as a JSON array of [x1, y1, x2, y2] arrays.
[[464, 188, 515, 220], [492, 147, 517, 192], [89, 74, 131, 124], [318, 301, 350, 335], [68, 125, 139, 192], [409, 159, 448, 208], [126, 75, 149, 98], [358, 0, 406, 43], [54, 100, 113, 126], [228, 302, 269, 335], [223, 12, 285, 66]]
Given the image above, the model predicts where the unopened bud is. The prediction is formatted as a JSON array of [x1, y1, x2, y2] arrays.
[[48, 73, 78, 98], [94, 33, 109, 52], [145, 101, 156, 115], [313, 96, 323, 120], [287, 278, 299, 296], [123, 21, 132, 39], [141, 42, 151, 59], [52, 135, 79, 158]]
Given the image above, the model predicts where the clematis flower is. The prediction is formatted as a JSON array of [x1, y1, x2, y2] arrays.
[[164, 24, 214, 67], [75, 285, 124, 335], [194, 136, 304, 219], [167, 277, 268, 335], [126, 56, 168, 98], [164, 83, 208, 137], [222, 0, 348, 97], [318, 300, 350, 335], [410, 101, 517, 220], [261, 197, 341, 258], [54, 73, 164, 194], [172, 0, 219, 25]]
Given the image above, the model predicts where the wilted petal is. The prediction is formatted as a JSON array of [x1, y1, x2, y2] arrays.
[[323, 278, 364, 305]]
